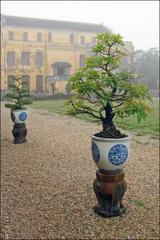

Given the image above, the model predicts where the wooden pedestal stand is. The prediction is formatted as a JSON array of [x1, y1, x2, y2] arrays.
[[12, 123, 27, 144], [93, 169, 127, 217]]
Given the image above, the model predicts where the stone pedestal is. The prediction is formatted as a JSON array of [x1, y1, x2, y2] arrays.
[[93, 169, 127, 217], [12, 123, 27, 144]]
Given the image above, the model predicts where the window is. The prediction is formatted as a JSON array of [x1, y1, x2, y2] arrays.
[[7, 52, 15, 67], [70, 34, 74, 44], [35, 52, 43, 66], [23, 32, 28, 41], [7, 75, 15, 89], [8, 31, 14, 40], [48, 32, 52, 42], [79, 55, 85, 67], [57, 67, 65, 75], [22, 75, 30, 91], [80, 36, 85, 44], [21, 52, 30, 65], [37, 33, 42, 42], [36, 75, 43, 93]]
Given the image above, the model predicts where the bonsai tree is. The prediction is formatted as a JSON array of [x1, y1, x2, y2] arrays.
[[5, 74, 32, 110], [67, 32, 151, 138]]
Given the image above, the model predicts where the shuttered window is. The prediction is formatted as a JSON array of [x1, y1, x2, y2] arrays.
[[48, 32, 52, 42], [35, 52, 43, 66], [7, 52, 15, 67], [36, 75, 43, 92], [8, 31, 14, 40], [23, 32, 28, 41], [7, 75, 15, 89], [22, 52, 30, 65], [37, 33, 42, 42], [22, 75, 30, 91], [70, 34, 74, 44]]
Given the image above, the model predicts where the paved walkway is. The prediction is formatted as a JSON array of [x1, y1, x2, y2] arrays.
[[1, 103, 159, 239]]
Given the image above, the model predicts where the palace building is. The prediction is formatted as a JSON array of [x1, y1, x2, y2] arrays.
[[1, 15, 134, 94]]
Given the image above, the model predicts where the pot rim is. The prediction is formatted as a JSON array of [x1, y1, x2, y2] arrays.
[[92, 134, 131, 142], [11, 108, 27, 112]]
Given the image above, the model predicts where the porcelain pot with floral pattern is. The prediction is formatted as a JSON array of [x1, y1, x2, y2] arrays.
[[11, 109, 28, 124], [91, 134, 131, 172]]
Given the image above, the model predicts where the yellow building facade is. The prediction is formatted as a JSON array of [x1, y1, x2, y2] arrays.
[[1, 15, 134, 94]]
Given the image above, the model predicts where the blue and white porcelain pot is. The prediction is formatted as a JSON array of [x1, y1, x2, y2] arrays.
[[11, 109, 28, 124], [91, 135, 131, 172]]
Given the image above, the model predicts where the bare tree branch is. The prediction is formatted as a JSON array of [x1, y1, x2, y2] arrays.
[[70, 101, 103, 120]]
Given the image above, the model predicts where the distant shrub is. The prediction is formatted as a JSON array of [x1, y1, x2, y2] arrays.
[[33, 92, 72, 101]]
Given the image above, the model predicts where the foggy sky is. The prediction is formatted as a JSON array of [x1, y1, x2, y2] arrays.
[[1, 1, 159, 51]]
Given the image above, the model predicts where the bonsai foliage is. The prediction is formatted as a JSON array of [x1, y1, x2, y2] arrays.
[[67, 32, 151, 138], [5, 74, 32, 110]]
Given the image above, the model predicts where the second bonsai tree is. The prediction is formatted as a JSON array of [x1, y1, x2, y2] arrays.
[[5, 73, 32, 143], [5, 74, 32, 112]]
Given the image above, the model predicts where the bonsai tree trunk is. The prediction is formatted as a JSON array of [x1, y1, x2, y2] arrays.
[[103, 102, 114, 130], [96, 103, 124, 139]]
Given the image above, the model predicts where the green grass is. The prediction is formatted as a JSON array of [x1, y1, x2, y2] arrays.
[[128, 199, 145, 207], [115, 98, 159, 137], [31, 99, 67, 115], [31, 98, 159, 137]]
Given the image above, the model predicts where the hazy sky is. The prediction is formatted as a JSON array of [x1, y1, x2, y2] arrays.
[[1, 1, 159, 51]]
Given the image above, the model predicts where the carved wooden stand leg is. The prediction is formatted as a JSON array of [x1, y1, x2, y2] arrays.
[[12, 123, 27, 144], [93, 170, 127, 217]]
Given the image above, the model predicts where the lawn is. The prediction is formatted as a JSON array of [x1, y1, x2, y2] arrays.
[[31, 97, 159, 137]]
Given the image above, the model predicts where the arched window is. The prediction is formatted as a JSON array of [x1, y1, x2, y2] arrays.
[[22, 75, 30, 91], [7, 52, 15, 67], [36, 75, 43, 93], [35, 52, 43, 67], [7, 75, 15, 89]]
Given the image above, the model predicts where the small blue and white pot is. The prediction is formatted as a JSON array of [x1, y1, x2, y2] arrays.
[[91, 135, 131, 172], [11, 109, 28, 124]]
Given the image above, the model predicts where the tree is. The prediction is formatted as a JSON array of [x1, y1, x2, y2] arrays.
[[5, 74, 32, 110], [67, 32, 151, 138], [133, 48, 159, 91]]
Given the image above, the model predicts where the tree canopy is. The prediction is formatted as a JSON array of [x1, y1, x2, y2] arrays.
[[67, 32, 151, 131], [133, 48, 159, 92], [5, 74, 32, 110]]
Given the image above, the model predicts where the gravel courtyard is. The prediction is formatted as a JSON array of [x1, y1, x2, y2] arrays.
[[1, 103, 159, 240]]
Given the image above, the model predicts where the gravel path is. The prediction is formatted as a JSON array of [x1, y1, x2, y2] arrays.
[[1, 103, 159, 240]]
